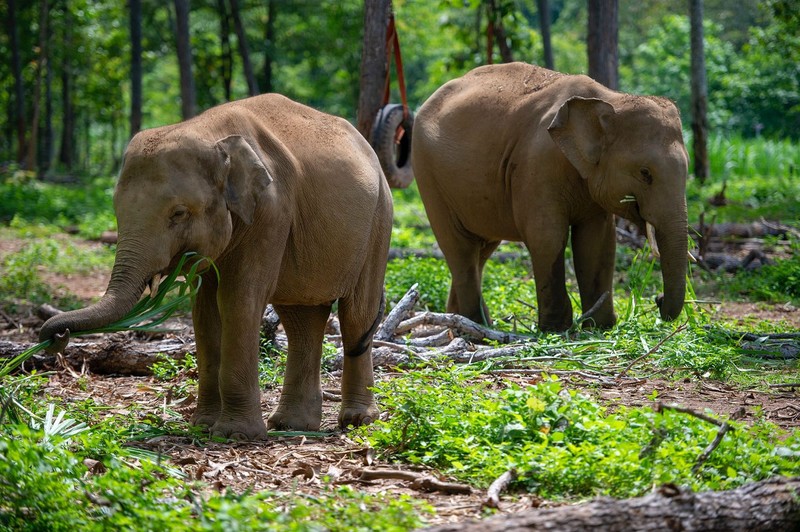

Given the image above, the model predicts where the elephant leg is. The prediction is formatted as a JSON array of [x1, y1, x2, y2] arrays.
[[476, 240, 501, 323], [337, 288, 384, 429], [210, 262, 275, 440], [526, 228, 572, 332], [419, 182, 488, 323], [191, 272, 222, 428], [571, 215, 617, 328], [268, 303, 332, 431]]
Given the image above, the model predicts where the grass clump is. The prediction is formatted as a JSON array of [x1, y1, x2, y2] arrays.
[[361, 367, 800, 500]]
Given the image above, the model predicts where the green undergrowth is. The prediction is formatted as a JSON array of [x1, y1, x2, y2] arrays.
[[0, 388, 430, 530], [358, 368, 800, 500]]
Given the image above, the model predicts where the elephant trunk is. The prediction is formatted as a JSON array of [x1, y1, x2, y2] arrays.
[[39, 244, 153, 343], [654, 221, 688, 321]]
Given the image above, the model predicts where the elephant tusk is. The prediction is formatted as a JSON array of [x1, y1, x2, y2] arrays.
[[688, 251, 698, 263], [645, 223, 660, 259], [148, 273, 162, 297]]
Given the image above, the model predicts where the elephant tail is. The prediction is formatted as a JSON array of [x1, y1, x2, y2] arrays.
[[343, 290, 386, 358]]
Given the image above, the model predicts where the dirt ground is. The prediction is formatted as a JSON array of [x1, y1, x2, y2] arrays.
[[1, 234, 799, 526]]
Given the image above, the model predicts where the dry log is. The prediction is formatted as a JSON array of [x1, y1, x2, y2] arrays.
[[483, 469, 517, 509], [375, 284, 419, 341], [0, 337, 195, 376], [394, 312, 532, 344], [425, 476, 800, 532], [358, 468, 472, 495]]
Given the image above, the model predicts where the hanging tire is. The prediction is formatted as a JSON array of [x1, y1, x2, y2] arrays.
[[371, 103, 415, 188]]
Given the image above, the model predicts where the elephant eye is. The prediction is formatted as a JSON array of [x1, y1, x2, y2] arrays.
[[169, 205, 190, 225], [639, 168, 653, 184]]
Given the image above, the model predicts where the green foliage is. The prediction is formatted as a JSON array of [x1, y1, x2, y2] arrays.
[[362, 369, 800, 498], [0, 172, 117, 239], [726, 250, 800, 303], [0, 379, 431, 530]]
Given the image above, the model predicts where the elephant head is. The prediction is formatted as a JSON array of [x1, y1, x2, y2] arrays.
[[39, 133, 273, 345], [548, 95, 689, 321]]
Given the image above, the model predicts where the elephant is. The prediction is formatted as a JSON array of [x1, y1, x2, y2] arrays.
[[412, 63, 689, 332], [39, 93, 393, 439]]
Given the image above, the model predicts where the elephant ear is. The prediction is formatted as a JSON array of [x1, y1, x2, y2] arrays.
[[547, 96, 615, 177], [215, 135, 274, 225]]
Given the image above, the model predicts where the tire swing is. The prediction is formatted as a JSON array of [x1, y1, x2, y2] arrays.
[[370, 13, 414, 189]]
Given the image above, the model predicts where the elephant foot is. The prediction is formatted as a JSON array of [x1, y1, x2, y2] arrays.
[[338, 401, 380, 429], [209, 415, 268, 441], [190, 408, 220, 429], [267, 392, 323, 431]]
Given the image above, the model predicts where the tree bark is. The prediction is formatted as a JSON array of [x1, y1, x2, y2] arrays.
[[42, 23, 54, 175], [229, 0, 259, 96], [26, 0, 49, 173], [216, 0, 233, 101], [0, 337, 195, 376], [690, 0, 710, 183], [425, 477, 800, 531], [58, 3, 75, 171], [174, 0, 197, 119], [8, 0, 26, 165], [587, 0, 618, 90], [262, 0, 276, 94], [129, 0, 143, 137], [356, 0, 391, 140], [486, 0, 514, 63], [536, 0, 554, 69]]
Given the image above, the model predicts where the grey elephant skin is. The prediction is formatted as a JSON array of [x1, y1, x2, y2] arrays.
[[412, 63, 689, 332], [40, 94, 393, 440]]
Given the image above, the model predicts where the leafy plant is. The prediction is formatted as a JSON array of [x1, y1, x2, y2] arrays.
[[362, 369, 800, 499]]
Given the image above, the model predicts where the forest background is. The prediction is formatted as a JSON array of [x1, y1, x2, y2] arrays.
[[2, 0, 799, 179]]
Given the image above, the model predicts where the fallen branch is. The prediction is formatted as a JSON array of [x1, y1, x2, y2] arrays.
[[394, 312, 533, 344], [617, 321, 689, 377], [375, 284, 419, 341], [358, 468, 472, 495], [483, 468, 516, 509], [657, 403, 743, 475], [425, 476, 800, 532], [575, 291, 609, 326]]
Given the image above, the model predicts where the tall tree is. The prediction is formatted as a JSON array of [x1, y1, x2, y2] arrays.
[[536, 0, 554, 69], [216, 0, 233, 101], [8, 0, 26, 164], [229, 0, 258, 96], [174, 0, 196, 119], [130, 0, 143, 137], [58, 3, 75, 171], [26, 0, 49, 172], [262, 0, 276, 94], [485, 0, 514, 63], [587, 0, 619, 90], [690, 0, 709, 182], [356, 0, 391, 140]]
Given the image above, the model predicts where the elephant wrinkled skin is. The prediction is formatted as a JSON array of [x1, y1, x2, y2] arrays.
[[412, 63, 689, 332], [40, 94, 393, 439]]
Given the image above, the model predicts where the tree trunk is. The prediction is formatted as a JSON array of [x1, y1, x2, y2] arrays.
[[8, 0, 27, 165], [42, 8, 54, 174], [587, 0, 618, 90], [486, 0, 514, 63], [425, 477, 800, 531], [216, 0, 233, 101], [229, 0, 259, 96], [690, 0, 710, 183], [536, 0, 554, 69], [174, 0, 196, 119], [130, 0, 143, 137], [262, 0, 276, 94], [58, 3, 75, 171], [356, 0, 391, 140], [26, 0, 49, 174]]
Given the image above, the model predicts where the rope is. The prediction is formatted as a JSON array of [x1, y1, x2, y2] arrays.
[[383, 13, 410, 121]]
